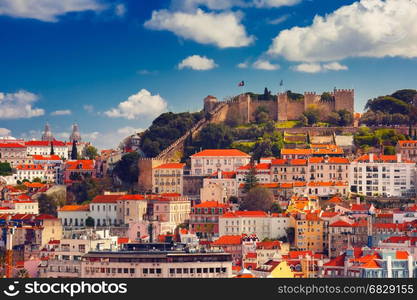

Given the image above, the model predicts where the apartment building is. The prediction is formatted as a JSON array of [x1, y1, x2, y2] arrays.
[[80, 243, 233, 278], [190, 149, 251, 176], [349, 154, 416, 197], [152, 163, 185, 195], [218, 211, 289, 240]]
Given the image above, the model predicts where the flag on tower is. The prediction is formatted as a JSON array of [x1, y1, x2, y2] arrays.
[[279, 80, 284, 86], [238, 80, 245, 87]]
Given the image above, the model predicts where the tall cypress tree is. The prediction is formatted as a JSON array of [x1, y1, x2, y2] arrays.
[[243, 163, 259, 193], [50, 141, 55, 155], [71, 140, 78, 160]]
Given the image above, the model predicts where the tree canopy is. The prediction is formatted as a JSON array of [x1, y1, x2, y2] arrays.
[[240, 187, 275, 212]]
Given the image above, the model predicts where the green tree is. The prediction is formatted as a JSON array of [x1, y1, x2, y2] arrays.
[[270, 202, 283, 213], [243, 163, 259, 193], [84, 146, 99, 160], [327, 112, 341, 126], [38, 193, 58, 216], [255, 106, 270, 123], [338, 109, 354, 126], [112, 152, 140, 185], [32, 177, 42, 183], [71, 140, 78, 160], [50, 141, 55, 155], [0, 162, 12, 176], [303, 105, 321, 126], [384, 146, 396, 155], [240, 187, 274, 212], [85, 216, 95, 227], [198, 124, 233, 149], [252, 139, 273, 162]]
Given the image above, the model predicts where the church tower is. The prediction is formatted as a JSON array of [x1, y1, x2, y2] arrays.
[[41, 122, 54, 141], [69, 123, 82, 143]]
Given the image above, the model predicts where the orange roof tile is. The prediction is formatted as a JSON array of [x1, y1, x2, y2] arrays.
[[32, 155, 62, 161], [91, 195, 121, 203], [221, 211, 268, 218], [66, 160, 94, 170], [330, 220, 351, 227], [58, 205, 89, 212], [154, 163, 185, 169], [191, 149, 250, 157], [212, 235, 243, 245], [281, 149, 312, 155], [193, 201, 229, 208]]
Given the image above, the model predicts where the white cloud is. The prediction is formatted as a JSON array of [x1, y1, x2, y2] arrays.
[[267, 15, 290, 25], [137, 69, 158, 75], [178, 55, 218, 70], [105, 89, 168, 120], [171, 0, 301, 10], [0, 90, 45, 119], [117, 126, 144, 136], [293, 63, 323, 73], [323, 62, 348, 71], [237, 61, 249, 68], [51, 109, 72, 116], [115, 3, 126, 17], [83, 105, 94, 113], [253, 0, 301, 8], [0, 128, 11, 136], [144, 8, 254, 48], [0, 0, 104, 22], [267, 0, 417, 62], [252, 59, 280, 70], [293, 62, 349, 73]]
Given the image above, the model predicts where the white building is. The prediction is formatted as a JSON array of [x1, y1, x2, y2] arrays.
[[202, 171, 238, 200], [219, 211, 289, 240], [0, 199, 39, 214], [190, 149, 251, 176], [58, 204, 90, 227], [89, 194, 122, 226], [393, 205, 417, 224], [25, 140, 69, 160], [236, 163, 271, 184], [350, 154, 417, 197]]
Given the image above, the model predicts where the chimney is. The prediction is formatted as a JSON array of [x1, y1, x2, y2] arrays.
[[408, 255, 413, 278], [356, 197, 361, 205], [369, 153, 374, 163], [387, 255, 393, 278], [218, 171, 222, 179], [397, 153, 402, 163]]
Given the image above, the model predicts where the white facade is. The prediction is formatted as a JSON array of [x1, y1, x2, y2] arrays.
[[350, 154, 417, 197], [89, 202, 118, 226], [190, 149, 251, 176], [219, 212, 289, 240], [26, 141, 69, 160]]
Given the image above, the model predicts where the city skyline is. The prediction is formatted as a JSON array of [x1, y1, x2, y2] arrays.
[[1, 0, 417, 149]]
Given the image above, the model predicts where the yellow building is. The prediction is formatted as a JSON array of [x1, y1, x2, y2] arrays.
[[292, 213, 324, 253], [268, 261, 295, 278], [152, 163, 185, 195]]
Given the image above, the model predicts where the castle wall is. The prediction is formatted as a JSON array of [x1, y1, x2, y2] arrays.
[[334, 89, 355, 112], [137, 158, 167, 192], [250, 100, 278, 122], [285, 98, 305, 121]]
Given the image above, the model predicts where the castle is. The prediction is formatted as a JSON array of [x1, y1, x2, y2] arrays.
[[204, 89, 355, 123]]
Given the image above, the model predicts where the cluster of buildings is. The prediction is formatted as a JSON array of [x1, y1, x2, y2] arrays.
[[0, 123, 99, 185], [2, 119, 417, 278]]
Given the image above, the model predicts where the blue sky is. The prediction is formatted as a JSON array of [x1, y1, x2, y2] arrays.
[[0, 0, 416, 149]]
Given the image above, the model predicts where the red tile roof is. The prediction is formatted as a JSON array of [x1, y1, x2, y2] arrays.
[[191, 149, 250, 157], [307, 181, 348, 187], [25, 140, 65, 146], [221, 211, 268, 218], [212, 235, 243, 245], [237, 163, 271, 171], [193, 201, 229, 209], [16, 164, 44, 170], [330, 220, 352, 227], [281, 149, 312, 155], [23, 182, 46, 188], [0, 143, 26, 148], [117, 194, 146, 201], [154, 163, 185, 169], [58, 205, 89, 212], [66, 160, 94, 170], [32, 155, 62, 161], [91, 195, 121, 203]]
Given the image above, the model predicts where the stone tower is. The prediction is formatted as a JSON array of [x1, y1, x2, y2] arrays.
[[204, 95, 218, 114], [70, 123, 82, 143], [41, 122, 54, 141], [334, 89, 355, 113]]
